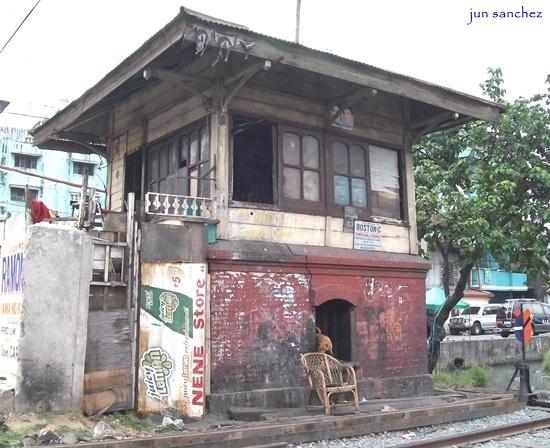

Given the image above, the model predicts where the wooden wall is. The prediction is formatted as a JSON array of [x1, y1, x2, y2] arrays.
[[106, 63, 416, 255], [223, 85, 413, 254]]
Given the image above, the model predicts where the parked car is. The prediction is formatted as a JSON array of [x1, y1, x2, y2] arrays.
[[496, 299, 550, 338], [448, 304, 501, 335]]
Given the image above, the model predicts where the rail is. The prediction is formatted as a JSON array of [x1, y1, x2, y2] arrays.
[[145, 192, 213, 219], [395, 416, 550, 447]]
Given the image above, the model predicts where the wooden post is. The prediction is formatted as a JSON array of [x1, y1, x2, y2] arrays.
[[211, 94, 230, 238]]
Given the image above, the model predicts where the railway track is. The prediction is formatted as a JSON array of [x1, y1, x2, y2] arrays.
[[393, 416, 550, 447]]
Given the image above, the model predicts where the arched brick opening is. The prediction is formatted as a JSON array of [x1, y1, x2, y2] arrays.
[[316, 299, 354, 361]]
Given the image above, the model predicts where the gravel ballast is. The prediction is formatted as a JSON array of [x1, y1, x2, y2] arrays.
[[291, 408, 550, 447]]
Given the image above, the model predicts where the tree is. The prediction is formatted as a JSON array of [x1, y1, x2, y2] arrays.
[[414, 69, 550, 372]]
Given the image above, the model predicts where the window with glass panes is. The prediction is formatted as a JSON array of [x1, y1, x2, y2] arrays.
[[279, 127, 322, 209], [14, 154, 38, 169], [73, 161, 95, 176], [147, 121, 210, 197], [329, 139, 369, 209]]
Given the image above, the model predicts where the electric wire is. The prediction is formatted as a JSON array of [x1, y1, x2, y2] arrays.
[[0, 0, 42, 57]]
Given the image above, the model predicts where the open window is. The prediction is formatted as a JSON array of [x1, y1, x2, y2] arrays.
[[231, 115, 274, 204]]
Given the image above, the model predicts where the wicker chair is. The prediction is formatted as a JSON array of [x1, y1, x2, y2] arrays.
[[301, 352, 359, 415]]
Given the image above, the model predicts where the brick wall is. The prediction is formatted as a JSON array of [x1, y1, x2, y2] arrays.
[[208, 241, 429, 395], [210, 271, 314, 392]]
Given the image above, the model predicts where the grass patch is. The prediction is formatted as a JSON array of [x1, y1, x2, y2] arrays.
[[0, 429, 25, 447], [542, 351, 550, 375], [433, 364, 489, 388], [104, 412, 156, 434], [54, 425, 90, 439]]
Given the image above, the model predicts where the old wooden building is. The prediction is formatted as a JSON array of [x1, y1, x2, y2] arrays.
[[31, 8, 503, 414]]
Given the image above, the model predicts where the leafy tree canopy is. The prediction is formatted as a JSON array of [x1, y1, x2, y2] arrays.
[[414, 68, 549, 372], [415, 68, 550, 289]]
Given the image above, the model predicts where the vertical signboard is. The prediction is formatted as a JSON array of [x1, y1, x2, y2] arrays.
[[138, 263, 206, 417], [0, 217, 26, 391]]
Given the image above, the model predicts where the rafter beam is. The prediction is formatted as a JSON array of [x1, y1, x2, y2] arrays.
[[143, 68, 213, 105], [222, 57, 283, 110], [411, 112, 456, 144], [327, 88, 373, 126]]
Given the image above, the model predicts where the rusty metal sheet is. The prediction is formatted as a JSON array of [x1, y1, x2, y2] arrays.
[[138, 262, 206, 417]]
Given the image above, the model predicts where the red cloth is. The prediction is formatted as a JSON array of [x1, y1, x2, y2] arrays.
[[31, 200, 51, 224]]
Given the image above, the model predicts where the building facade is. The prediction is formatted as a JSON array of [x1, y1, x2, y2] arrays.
[[426, 250, 528, 304], [0, 127, 106, 222], [30, 8, 504, 414]]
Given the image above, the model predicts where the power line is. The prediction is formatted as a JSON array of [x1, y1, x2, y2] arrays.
[[0, 0, 42, 57]]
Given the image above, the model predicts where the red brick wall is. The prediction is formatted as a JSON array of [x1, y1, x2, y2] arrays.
[[209, 271, 314, 393], [209, 270, 428, 394]]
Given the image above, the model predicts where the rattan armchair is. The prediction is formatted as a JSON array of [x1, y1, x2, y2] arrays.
[[301, 352, 359, 415]]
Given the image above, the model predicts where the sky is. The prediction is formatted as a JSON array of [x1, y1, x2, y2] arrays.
[[0, 0, 548, 129]]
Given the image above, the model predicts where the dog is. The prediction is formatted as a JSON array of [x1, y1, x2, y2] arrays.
[[315, 327, 333, 355]]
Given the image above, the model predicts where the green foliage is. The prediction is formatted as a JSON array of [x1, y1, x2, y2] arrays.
[[104, 412, 156, 433], [542, 351, 550, 375], [432, 364, 489, 388], [0, 429, 25, 446], [417, 69, 550, 372]]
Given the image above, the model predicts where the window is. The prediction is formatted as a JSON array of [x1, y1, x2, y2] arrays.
[[369, 146, 401, 219], [232, 116, 274, 204], [73, 161, 95, 176], [228, 115, 403, 221], [328, 139, 368, 209], [14, 154, 37, 169], [279, 126, 322, 209], [10, 187, 38, 202], [147, 120, 210, 197]]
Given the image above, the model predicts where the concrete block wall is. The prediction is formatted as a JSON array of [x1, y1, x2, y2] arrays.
[[17, 224, 92, 412], [438, 335, 550, 370]]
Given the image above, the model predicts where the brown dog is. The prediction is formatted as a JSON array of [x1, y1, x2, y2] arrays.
[[316, 327, 333, 355]]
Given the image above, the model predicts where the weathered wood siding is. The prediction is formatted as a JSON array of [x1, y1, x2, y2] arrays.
[[227, 208, 410, 253], [84, 286, 132, 415], [223, 86, 412, 254], [107, 133, 127, 211]]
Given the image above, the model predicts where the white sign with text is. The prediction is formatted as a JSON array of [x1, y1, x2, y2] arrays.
[[353, 221, 382, 251]]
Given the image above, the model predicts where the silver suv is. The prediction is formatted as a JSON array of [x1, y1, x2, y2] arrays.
[[449, 304, 501, 336]]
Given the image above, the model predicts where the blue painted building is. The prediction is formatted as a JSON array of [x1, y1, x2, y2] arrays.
[[426, 249, 528, 303], [470, 252, 528, 301], [0, 127, 106, 221]]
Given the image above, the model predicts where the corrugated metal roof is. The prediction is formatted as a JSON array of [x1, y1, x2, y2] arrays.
[[181, 7, 503, 111]]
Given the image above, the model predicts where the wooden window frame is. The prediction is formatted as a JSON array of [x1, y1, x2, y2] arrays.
[[278, 125, 324, 214], [326, 134, 372, 220], [146, 119, 210, 198]]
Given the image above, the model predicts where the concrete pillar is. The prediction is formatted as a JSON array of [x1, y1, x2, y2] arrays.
[[16, 224, 92, 412]]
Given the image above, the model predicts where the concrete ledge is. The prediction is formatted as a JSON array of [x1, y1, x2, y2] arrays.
[[208, 374, 434, 414], [439, 334, 550, 370]]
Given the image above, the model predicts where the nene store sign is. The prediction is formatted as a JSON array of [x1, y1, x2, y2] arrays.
[[0, 215, 26, 392], [138, 263, 207, 417]]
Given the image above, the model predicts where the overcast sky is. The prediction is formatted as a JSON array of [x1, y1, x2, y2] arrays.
[[0, 0, 548, 129]]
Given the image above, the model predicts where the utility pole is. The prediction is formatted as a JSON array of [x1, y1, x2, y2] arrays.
[[295, 0, 302, 43]]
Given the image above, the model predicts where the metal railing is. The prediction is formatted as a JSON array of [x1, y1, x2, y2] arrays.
[[145, 192, 213, 219]]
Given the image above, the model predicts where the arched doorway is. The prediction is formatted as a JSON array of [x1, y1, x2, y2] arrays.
[[315, 299, 353, 361]]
